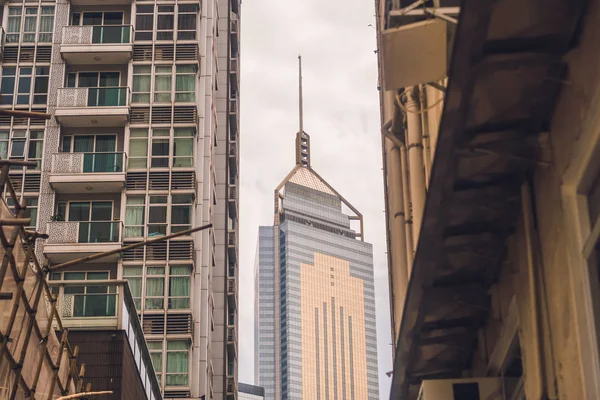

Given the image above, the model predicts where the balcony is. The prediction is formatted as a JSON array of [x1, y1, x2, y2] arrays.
[[227, 276, 237, 309], [61, 26, 133, 65], [50, 280, 162, 400], [230, 19, 239, 58], [44, 221, 122, 263], [55, 87, 130, 127], [227, 326, 237, 358], [0, 28, 5, 60], [228, 185, 237, 219], [50, 152, 126, 193], [227, 231, 237, 263], [229, 142, 238, 176], [226, 376, 237, 396], [229, 59, 239, 95]]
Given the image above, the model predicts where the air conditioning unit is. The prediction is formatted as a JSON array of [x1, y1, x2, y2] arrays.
[[418, 378, 516, 400]]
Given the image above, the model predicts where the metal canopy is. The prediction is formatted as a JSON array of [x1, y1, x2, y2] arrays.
[[389, 0, 588, 398]]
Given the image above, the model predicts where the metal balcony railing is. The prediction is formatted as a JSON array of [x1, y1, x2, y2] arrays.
[[62, 25, 133, 45], [229, 186, 237, 200], [228, 231, 236, 246], [227, 277, 236, 294], [57, 87, 130, 108], [50, 279, 162, 400], [227, 326, 236, 342], [47, 221, 122, 244], [226, 376, 237, 394], [52, 152, 126, 174], [229, 143, 237, 156]]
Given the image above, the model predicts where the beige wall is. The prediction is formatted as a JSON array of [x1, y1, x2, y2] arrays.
[[300, 253, 368, 399]]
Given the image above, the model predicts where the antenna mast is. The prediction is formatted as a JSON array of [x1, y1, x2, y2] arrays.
[[299, 55, 304, 133], [295, 55, 310, 167]]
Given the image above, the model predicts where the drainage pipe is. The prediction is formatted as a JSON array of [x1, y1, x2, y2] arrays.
[[383, 90, 409, 336], [400, 143, 414, 270], [402, 86, 427, 249]]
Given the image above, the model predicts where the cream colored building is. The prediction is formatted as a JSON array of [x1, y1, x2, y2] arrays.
[[376, 0, 600, 398]]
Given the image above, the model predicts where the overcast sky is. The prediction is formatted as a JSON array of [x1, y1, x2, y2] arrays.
[[238, 0, 393, 397]]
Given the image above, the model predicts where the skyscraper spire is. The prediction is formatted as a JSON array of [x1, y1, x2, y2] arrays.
[[296, 55, 311, 167]]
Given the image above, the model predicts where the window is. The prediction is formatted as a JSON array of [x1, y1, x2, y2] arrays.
[[124, 194, 194, 238], [128, 128, 149, 168], [145, 266, 165, 310], [132, 66, 151, 103], [49, 271, 115, 318], [135, 5, 154, 41], [154, 66, 172, 103], [177, 5, 199, 40], [54, 201, 116, 243], [66, 72, 120, 88], [134, 4, 197, 41], [148, 341, 163, 386], [0, 129, 44, 170], [175, 65, 196, 102], [128, 127, 195, 169], [123, 266, 142, 309], [6, 6, 54, 44], [6, 197, 38, 230], [71, 11, 123, 26], [169, 265, 191, 309], [166, 340, 189, 386], [148, 195, 168, 236], [171, 194, 193, 233], [124, 196, 145, 237], [151, 129, 170, 167], [157, 6, 174, 41], [0, 67, 49, 106], [173, 128, 194, 167], [122, 263, 192, 311]]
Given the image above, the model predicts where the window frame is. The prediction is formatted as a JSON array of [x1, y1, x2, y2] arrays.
[[0, 66, 50, 107], [0, 128, 45, 170], [6, 5, 55, 44], [123, 193, 194, 238], [127, 127, 196, 170]]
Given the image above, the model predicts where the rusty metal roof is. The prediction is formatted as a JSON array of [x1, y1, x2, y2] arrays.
[[389, 0, 588, 398]]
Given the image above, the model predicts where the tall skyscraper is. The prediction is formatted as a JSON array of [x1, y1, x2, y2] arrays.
[[255, 58, 379, 400], [0, 0, 240, 398]]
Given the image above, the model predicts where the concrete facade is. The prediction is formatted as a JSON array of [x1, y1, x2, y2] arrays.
[[376, 0, 600, 398]]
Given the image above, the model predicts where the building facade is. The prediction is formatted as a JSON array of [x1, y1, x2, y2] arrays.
[[376, 0, 600, 399], [255, 112, 379, 399], [238, 383, 265, 400], [0, 0, 240, 398]]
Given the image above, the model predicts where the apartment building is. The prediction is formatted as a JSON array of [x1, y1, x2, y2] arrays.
[[375, 0, 600, 399], [0, 0, 240, 398]]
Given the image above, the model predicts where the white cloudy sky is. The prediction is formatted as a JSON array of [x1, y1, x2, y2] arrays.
[[238, 0, 393, 397]]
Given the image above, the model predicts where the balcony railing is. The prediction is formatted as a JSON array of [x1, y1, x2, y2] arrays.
[[0, 28, 5, 59], [57, 87, 130, 108], [62, 25, 133, 45], [47, 221, 122, 244], [52, 152, 126, 174], [50, 280, 162, 400], [228, 231, 236, 246]]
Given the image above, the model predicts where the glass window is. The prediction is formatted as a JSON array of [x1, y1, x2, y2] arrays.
[[135, 5, 154, 41], [157, 6, 174, 41], [7, 8, 22, 43], [177, 5, 198, 40], [23, 8, 37, 43], [148, 195, 168, 236], [145, 266, 165, 310], [148, 341, 163, 386], [123, 266, 143, 310], [39, 7, 55, 43], [128, 128, 149, 169], [125, 196, 145, 238], [154, 66, 172, 103], [151, 129, 170, 167], [33, 67, 50, 105], [132, 66, 151, 103], [171, 194, 192, 233], [169, 265, 191, 309], [175, 65, 197, 102], [17, 67, 32, 105], [6, 197, 38, 230], [166, 340, 189, 386], [173, 128, 194, 167], [1, 67, 17, 105]]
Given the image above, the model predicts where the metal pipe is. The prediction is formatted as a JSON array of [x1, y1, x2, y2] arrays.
[[426, 80, 444, 160], [419, 84, 432, 187], [383, 89, 409, 339], [403, 86, 427, 250], [400, 144, 414, 269], [521, 183, 549, 400], [50, 223, 213, 270], [56, 391, 113, 400]]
